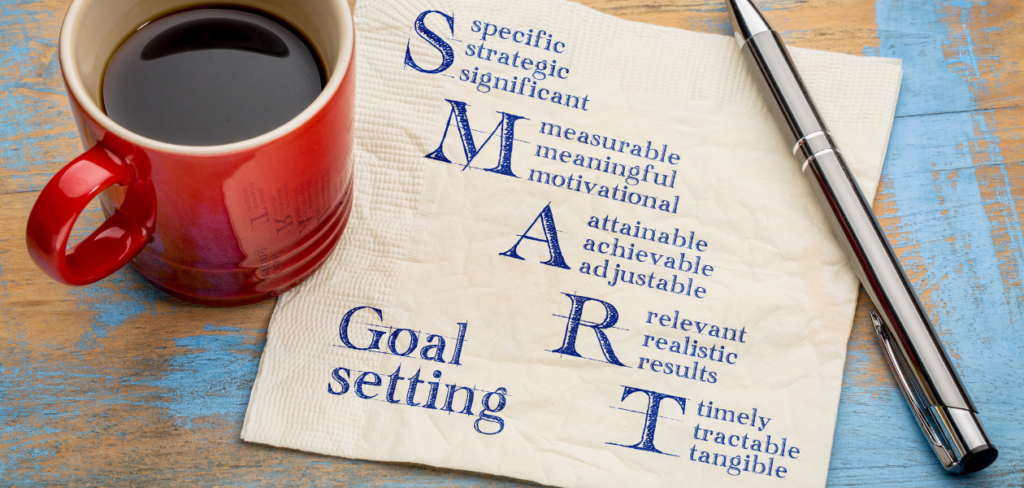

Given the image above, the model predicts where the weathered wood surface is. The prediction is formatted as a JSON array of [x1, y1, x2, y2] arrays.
[[2, 0, 1022, 485]]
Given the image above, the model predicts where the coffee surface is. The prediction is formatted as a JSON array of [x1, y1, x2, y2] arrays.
[[103, 8, 324, 146]]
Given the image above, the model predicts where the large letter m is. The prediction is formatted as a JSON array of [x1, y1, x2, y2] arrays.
[[425, 99, 526, 178]]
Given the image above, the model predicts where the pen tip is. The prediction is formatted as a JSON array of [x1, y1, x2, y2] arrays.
[[959, 444, 998, 474], [726, 0, 771, 43]]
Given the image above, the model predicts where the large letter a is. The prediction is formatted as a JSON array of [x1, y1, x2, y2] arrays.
[[499, 204, 571, 270]]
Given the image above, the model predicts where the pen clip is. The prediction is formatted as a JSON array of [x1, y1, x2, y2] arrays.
[[869, 310, 957, 469]]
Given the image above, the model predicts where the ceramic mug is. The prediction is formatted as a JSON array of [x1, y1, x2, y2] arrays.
[[26, 0, 355, 306]]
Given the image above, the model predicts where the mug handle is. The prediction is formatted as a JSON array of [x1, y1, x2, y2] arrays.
[[26, 143, 152, 285]]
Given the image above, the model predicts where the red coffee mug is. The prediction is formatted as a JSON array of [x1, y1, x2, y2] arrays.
[[26, 0, 355, 306]]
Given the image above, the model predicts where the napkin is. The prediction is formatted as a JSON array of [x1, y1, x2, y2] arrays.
[[241, 0, 902, 486]]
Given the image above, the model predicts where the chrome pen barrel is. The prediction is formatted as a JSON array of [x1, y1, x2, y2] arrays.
[[738, 31, 830, 153], [729, 0, 997, 473], [802, 147, 973, 412], [802, 143, 997, 474]]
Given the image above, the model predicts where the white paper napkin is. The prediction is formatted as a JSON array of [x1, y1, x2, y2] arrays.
[[242, 0, 902, 486]]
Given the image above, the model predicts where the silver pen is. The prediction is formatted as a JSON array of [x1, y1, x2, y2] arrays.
[[726, 0, 998, 474]]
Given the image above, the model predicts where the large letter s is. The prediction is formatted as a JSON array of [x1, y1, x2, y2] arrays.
[[405, 11, 455, 74]]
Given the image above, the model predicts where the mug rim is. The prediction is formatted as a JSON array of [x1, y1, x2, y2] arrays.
[[58, 0, 354, 156]]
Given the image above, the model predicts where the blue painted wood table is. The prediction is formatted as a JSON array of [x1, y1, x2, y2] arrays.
[[2, 0, 1021, 485]]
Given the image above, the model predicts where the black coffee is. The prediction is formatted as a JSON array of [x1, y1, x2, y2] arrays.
[[102, 8, 325, 146]]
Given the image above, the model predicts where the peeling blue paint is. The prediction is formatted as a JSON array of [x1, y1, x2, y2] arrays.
[[140, 325, 265, 428], [830, 0, 1022, 485], [694, 18, 731, 36], [941, 1, 999, 103], [0, 256, 8, 301], [204, 324, 248, 333], [68, 270, 164, 348], [0, 172, 45, 188], [755, 0, 804, 11], [871, 0, 977, 116], [0, 0, 78, 194], [0, 321, 266, 479], [0, 360, 64, 483]]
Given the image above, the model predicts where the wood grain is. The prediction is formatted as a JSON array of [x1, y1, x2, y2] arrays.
[[2, 0, 1022, 485]]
